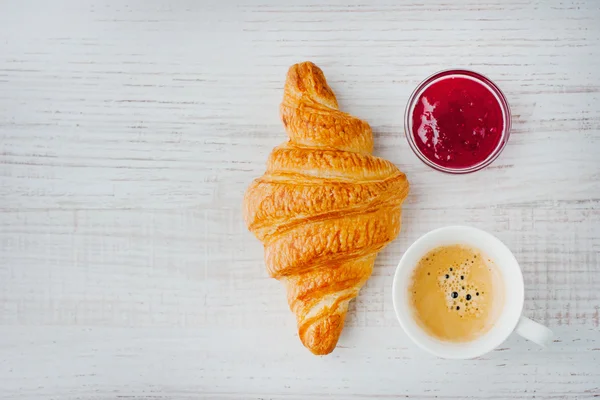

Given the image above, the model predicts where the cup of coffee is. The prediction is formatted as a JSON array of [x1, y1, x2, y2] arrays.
[[392, 226, 553, 359]]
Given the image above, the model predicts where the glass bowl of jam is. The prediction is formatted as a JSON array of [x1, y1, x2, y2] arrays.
[[405, 69, 511, 174]]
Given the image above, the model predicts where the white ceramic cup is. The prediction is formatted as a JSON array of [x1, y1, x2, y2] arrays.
[[392, 226, 553, 359]]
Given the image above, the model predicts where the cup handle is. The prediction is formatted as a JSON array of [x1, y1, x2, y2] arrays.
[[515, 316, 553, 347]]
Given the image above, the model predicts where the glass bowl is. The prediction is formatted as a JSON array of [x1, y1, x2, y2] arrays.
[[404, 69, 512, 174]]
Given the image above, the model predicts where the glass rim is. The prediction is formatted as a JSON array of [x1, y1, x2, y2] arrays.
[[404, 69, 512, 174]]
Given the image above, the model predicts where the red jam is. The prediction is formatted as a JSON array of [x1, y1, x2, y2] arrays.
[[411, 75, 505, 169]]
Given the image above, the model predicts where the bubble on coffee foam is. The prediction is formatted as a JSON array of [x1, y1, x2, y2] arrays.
[[437, 258, 485, 316]]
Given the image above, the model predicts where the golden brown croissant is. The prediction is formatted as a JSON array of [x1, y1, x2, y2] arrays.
[[243, 62, 409, 355]]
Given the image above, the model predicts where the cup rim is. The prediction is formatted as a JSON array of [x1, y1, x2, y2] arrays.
[[392, 226, 525, 359], [404, 69, 512, 174]]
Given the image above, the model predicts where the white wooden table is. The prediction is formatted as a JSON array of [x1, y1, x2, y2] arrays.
[[1, 1, 599, 398]]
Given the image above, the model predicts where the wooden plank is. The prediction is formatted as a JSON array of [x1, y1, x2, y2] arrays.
[[0, 0, 599, 398]]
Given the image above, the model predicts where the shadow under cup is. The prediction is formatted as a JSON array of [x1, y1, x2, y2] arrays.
[[392, 226, 525, 359]]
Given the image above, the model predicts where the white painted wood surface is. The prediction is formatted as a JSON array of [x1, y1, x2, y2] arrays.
[[1, 0, 599, 398]]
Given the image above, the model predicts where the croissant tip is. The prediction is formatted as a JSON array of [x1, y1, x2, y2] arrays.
[[300, 312, 346, 355], [284, 61, 338, 113]]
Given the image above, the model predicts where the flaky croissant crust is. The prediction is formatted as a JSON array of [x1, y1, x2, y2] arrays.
[[244, 62, 409, 355]]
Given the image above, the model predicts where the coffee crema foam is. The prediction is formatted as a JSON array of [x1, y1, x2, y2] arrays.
[[408, 244, 504, 342]]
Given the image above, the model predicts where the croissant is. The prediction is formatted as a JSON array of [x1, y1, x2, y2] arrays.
[[243, 62, 409, 355]]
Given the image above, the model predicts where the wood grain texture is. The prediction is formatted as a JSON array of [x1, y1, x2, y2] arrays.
[[0, 0, 599, 398]]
